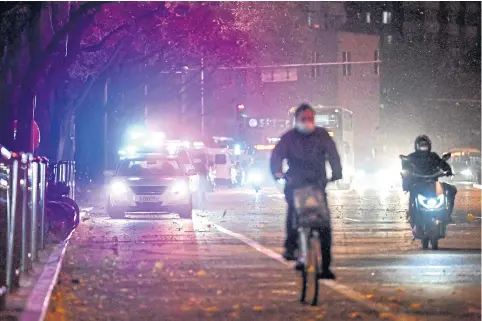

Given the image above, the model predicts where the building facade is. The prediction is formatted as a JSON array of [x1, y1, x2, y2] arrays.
[[205, 29, 380, 163], [343, 1, 481, 151]]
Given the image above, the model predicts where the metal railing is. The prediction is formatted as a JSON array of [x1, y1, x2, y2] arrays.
[[0, 145, 48, 310]]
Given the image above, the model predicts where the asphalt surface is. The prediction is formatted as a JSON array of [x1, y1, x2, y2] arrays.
[[46, 186, 481, 321]]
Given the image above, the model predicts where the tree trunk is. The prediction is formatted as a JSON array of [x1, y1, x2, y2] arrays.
[[57, 111, 71, 161]]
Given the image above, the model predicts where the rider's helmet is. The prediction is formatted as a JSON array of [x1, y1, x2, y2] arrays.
[[414, 135, 432, 152]]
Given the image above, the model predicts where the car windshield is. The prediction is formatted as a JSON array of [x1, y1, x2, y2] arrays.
[[117, 159, 183, 176]]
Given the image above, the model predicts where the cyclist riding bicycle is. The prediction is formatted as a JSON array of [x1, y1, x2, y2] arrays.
[[270, 103, 342, 280]]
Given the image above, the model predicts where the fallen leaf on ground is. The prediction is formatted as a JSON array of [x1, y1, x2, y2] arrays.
[[205, 306, 219, 312], [349, 312, 363, 318], [467, 307, 480, 314], [232, 304, 240, 310], [197, 269, 207, 276], [252, 306, 264, 311], [120, 288, 129, 292], [379, 312, 394, 319], [365, 294, 375, 299], [410, 303, 422, 309], [315, 313, 326, 319], [229, 312, 240, 319]]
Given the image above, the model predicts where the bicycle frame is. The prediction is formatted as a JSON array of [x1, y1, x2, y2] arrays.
[[297, 227, 315, 265]]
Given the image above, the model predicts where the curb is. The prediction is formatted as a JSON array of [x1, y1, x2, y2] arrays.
[[473, 184, 482, 190], [19, 230, 74, 321]]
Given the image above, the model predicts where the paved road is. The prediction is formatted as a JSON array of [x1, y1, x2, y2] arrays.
[[46, 186, 481, 321]]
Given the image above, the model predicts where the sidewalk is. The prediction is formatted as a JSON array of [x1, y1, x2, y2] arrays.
[[0, 206, 92, 321], [0, 236, 71, 321]]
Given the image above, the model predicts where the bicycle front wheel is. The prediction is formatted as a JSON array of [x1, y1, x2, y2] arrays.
[[300, 230, 321, 306]]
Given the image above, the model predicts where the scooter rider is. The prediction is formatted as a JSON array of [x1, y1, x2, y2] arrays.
[[270, 103, 342, 280], [402, 135, 456, 224]]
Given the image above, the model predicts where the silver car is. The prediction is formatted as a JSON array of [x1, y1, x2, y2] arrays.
[[106, 154, 199, 219]]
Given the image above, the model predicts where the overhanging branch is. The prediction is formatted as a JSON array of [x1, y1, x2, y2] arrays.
[[23, 1, 106, 86], [81, 23, 128, 52]]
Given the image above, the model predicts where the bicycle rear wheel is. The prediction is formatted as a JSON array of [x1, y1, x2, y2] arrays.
[[299, 230, 321, 305]]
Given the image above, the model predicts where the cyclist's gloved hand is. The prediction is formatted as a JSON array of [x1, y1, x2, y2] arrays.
[[274, 172, 284, 180], [446, 170, 453, 177], [274, 172, 289, 185]]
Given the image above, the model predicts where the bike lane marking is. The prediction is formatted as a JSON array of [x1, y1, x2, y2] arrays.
[[211, 221, 418, 321]]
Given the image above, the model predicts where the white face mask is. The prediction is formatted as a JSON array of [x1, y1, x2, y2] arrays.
[[296, 122, 315, 134]]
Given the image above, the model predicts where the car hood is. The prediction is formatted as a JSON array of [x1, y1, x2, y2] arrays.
[[119, 176, 186, 186]]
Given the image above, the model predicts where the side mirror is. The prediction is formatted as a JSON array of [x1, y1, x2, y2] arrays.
[[103, 170, 115, 177], [186, 169, 197, 176], [442, 152, 451, 161]]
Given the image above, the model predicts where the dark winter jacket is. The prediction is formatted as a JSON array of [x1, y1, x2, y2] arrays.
[[405, 151, 452, 175], [270, 127, 342, 188]]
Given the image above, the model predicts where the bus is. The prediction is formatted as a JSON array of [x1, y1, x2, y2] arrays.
[[444, 148, 481, 185], [289, 105, 355, 188]]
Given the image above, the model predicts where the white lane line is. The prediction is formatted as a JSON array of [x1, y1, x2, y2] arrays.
[[343, 217, 362, 222], [19, 230, 74, 321], [211, 222, 424, 321], [334, 265, 480, 271]]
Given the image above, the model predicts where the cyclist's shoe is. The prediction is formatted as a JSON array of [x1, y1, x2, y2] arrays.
[[295, 258, 304, 271], [319, 269, 336, 280], [282, 249, 297, 261]]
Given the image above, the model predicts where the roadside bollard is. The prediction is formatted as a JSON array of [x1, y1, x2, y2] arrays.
[[30, 157, 40, 262], [20, 153, 32, 273], [8, 152, 23, 291], [38, 158, 48, 249], [0, 145, 12, 309], [0, 147, 50, 304]]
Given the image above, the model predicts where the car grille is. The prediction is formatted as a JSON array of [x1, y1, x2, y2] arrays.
[[130, 186, 167, 195]]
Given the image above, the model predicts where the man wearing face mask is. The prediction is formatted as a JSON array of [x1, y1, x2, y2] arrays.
[[270, 103, 342, 279]]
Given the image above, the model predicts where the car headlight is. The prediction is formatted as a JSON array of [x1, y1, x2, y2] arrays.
[[460, 168, 472, 176], [417, 194, 444, 209], [110, 180, 127, 196], [248, 171, 264, 184], [172, 181, 189, 194]]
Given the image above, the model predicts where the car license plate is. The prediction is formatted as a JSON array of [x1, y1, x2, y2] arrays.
[[135, 195, 162, 203]]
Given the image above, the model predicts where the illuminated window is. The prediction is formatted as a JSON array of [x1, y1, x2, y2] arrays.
[[383, 11, 392, 24], [366, 12, 371, 23], [342, 51, 352, 76], [374, 50, 380, 75], [261, 68, 298, 83], [311, 52, 320, 77]]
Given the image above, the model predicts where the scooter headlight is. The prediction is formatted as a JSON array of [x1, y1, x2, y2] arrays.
[[417, 194, 445, 209]]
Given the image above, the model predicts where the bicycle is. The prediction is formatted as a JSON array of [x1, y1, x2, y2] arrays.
[[293, 184, 331, 306]]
